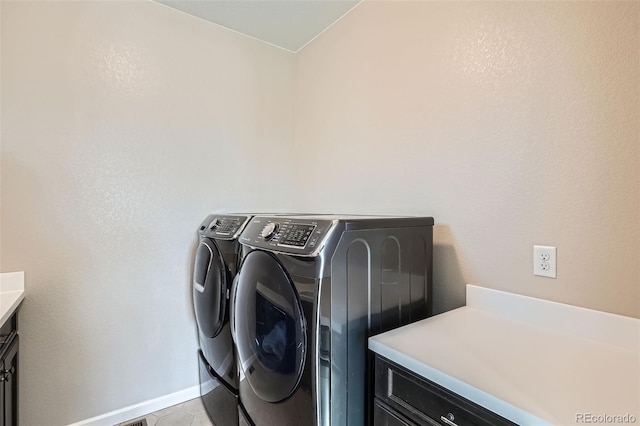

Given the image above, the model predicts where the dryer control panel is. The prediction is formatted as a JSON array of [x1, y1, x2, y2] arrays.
[[198, 215, 252, 240], [240, 217, 338, 256]]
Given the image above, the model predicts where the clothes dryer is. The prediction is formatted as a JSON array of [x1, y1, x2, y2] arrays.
[[194, 214, 253, 426], [230, 215, 434, 426]]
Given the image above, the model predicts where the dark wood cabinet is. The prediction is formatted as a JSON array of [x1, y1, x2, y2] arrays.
[[0, 311, 19, 426], [373, 355, 516, 426]]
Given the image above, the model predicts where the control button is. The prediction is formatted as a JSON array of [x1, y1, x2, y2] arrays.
[[260, 222, 279, 240], [209, 219, 221, 230]]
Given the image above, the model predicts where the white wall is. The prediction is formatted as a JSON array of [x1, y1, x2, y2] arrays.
[[2, 1, 639, 425], [294, 1, 639, 317], [0, 1, 295, 425]]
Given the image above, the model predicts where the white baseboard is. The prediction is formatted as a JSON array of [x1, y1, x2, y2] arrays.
[[68, 385, 201, 426]]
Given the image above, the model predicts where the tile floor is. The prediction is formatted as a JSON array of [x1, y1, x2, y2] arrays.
[[118, 397, 214, 426]]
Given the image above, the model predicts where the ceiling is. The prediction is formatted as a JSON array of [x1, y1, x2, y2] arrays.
[[155, 0, 361, 52]]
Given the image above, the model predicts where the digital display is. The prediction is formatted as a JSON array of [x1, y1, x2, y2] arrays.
[[278, 224, 316, 247], [212, 218, 240, 235]]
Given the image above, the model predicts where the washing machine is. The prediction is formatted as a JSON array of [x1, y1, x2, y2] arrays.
[[230, 215, 434, 426], [194, 214, 254, 426]]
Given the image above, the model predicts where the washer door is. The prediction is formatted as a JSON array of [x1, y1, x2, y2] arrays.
[[193, 238, 228, 338], [232, 250, 307, 403]]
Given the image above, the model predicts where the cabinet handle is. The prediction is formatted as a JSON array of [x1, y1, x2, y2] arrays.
[[440, 413, 459, 426], [0, 366, 15, 382]]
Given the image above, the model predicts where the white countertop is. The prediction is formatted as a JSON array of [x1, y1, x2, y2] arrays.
[[369, 285, 640, 425], [0, 272, 25, 327]]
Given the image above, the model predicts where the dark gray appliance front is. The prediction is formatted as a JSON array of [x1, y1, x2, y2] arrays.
[[193, 214, 252, 426]]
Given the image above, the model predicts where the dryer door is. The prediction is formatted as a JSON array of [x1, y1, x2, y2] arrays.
[[193, 237, 228, 338], [232, 250, 307, 403]]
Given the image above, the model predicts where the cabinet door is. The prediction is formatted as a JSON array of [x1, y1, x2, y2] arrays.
[[0, 358, 3, 426], [1, 335, 18, 426]]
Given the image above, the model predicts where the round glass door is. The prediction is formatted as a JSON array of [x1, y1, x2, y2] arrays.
[[232, 250, 306, 403], [193, 238, 227, 338]]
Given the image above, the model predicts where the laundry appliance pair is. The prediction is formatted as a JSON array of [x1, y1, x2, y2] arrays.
[[193, 214, 434, 426], [194, 213, 308, 425]]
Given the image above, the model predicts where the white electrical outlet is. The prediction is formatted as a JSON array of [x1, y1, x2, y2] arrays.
[[533, 245, 556, 278]]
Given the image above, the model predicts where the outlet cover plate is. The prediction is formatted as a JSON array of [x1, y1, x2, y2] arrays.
[[534, 245, 557, 278]]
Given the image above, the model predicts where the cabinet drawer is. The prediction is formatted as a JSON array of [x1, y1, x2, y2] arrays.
[[374, 398, 420, 426], [0, 313, 17, 352], [375, 356, 516, 426]]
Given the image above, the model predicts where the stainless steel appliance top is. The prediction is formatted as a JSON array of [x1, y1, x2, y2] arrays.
[[239, 214, 434, 257]]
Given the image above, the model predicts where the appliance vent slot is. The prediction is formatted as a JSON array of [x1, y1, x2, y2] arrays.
[[121, 420, 148, 426]]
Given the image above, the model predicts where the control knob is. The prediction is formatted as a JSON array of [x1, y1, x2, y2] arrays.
[[209, 218, 221, 230], [260, 222, 279, 240]]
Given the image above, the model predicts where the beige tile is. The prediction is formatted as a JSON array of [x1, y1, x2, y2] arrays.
[[181, 398, 207, 415], [190, 412, 214, 426], [156, 412, 195, 426], [152, 403, 184, 418]]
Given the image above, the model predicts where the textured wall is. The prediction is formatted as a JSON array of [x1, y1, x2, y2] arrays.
[[294, 1, 640, 317], [2, 1, 639, 425], [0, 1, 295, 424]]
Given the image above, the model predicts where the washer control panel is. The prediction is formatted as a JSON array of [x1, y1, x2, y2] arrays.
[[278, 223, 316, 247], [240, 217, 337, 256], [199, 214, 252, 240]]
